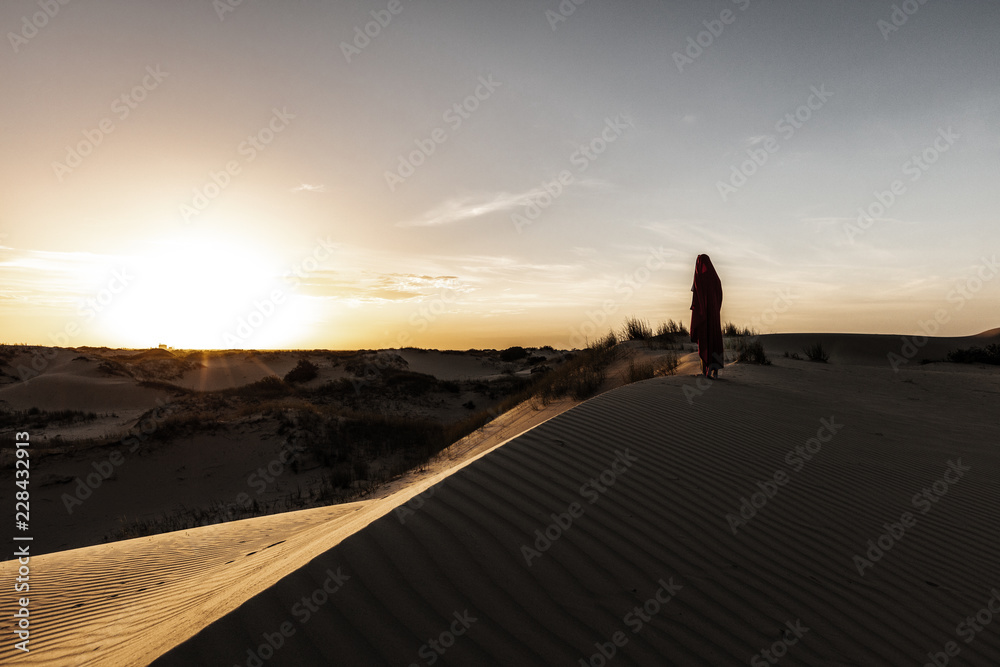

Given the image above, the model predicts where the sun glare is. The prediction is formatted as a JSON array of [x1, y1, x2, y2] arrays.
[[98, 232, 310, 349]]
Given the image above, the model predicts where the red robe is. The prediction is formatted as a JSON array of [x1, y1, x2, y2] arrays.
[[690, 254, 724, 374]]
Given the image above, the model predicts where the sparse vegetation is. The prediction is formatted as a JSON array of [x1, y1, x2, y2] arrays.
[[655, 319, 689, 337], [0, 407, 98, 430], [284, 359, 319, 383], [735, 338, 771, 365], [803, 342, 830, 363], [947, 344, 1000, 365], [620, 351, 679, 384], [620, 316, 654, 341], [723, 322, 758, 337], [499, 346, 528, 362], [5, 341, 683, 546], [231, 375, 294, 399]]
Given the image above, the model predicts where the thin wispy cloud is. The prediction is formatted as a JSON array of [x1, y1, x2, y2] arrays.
[[400, 178, 619, 229], [291, 183, 327, 193], [293, 270, 470, 303], [398, 189, 555, 228]]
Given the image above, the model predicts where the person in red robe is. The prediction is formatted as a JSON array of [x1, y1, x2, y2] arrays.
[[690, 254, 724, 378]]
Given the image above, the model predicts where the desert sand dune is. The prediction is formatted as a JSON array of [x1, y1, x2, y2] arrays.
[[145, 358, 998, 665], [0, 372, 581, 666], [0, 503, 370, 667], [759, 330, 1000, 367], [3, 340, 998, 665]]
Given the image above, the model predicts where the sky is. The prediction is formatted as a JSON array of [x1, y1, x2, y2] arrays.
[[1, 0, 998, 350]]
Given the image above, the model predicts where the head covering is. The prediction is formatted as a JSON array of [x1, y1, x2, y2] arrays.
[[690, 254, 724, 373]]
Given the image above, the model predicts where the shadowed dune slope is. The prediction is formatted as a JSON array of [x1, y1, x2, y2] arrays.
[[154, 363, 1000, 666]]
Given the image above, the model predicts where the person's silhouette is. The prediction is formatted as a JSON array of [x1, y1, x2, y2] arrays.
[[690, 254, 724, 379]]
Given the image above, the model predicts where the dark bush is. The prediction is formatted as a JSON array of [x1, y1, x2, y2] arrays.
[[621, 316, 653, 341], [947, 344, 1000, 365], [723, 322, 757, 337], [736, 339, 771, 365], [803, 342, 830, 363], [284, 359, 319, 383], [232, 375, 292, 399], [500, 346, 528, 362]]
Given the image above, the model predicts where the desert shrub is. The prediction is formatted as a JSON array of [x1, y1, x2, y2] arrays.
[[621, 359, 654, 384], [803, 342, 830, 363], [538, 336, 619, 400], [284, 359, 319, 383], [784, 351, 802, 360], [621, 351, 679, 384], [947, 344, 1000, 365], [232, 375, 293, 399], [657, 351, 679, 375], [723, 322, 757, 337], [141, 413, 220, 442], [500, 346, 528, 362], [0, 408, 98, 430], [593, 330, 619, 350], [655, 319, 689, 337], [623, 316, 655, 341], [382, 369, 444, 395], [620, 316, 653, 341], [735, 338, 771, 365]]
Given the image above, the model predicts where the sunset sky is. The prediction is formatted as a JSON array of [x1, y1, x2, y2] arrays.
[[2, 0, 998, 349]]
